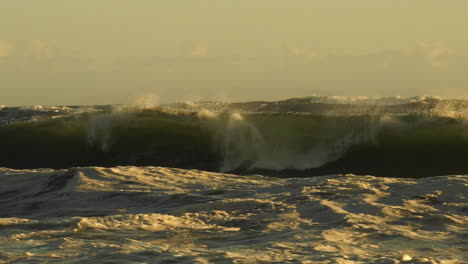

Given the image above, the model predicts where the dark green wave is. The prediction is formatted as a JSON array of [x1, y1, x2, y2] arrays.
[[1, 108, 468, 178]]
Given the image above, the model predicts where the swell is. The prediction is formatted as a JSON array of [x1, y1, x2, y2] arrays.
[[1, 107, 468, 178]]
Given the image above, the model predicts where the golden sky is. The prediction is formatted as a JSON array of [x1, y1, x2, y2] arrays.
[[1, 1, 468, 105]]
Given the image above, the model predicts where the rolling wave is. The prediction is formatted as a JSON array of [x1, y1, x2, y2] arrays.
[[1, 97, 468, 178]]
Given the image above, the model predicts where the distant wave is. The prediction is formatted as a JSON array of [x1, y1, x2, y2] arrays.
[[1, 96, 468, 177]]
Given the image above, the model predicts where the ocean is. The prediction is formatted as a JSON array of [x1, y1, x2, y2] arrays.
[[0, 96, 466, 263]]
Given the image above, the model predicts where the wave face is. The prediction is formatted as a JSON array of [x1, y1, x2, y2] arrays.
[[2, 96, 468, 177]]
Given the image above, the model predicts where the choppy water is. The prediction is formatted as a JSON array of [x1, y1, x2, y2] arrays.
[[0, 167, 466, 263]]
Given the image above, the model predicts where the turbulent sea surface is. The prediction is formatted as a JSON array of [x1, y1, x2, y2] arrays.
[[0, 96, 467, 263]]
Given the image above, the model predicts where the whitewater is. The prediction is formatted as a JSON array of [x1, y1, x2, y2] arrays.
[[0, 96, 466, 263]]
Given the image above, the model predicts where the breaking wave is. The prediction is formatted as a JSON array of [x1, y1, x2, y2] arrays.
[[1, 96, 468, 177]]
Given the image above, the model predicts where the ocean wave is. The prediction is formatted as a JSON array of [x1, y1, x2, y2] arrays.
[[1, 100, 468, 177]]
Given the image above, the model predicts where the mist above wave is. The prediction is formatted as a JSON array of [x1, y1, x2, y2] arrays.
[[1, 95, 467, 125]]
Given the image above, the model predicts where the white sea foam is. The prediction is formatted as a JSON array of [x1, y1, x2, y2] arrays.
[[196, 109, 218, 119], [0, 166, 465, 263]]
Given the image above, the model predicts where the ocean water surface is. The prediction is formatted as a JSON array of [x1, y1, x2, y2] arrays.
[[0, 96, 466, 263]]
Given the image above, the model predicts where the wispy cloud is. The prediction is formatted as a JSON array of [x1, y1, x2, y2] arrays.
[[285, 45, 318, 59], [0, 40, 53, 59], [189, 44, 209, 58], [0, 40, 14, 57], [414, 42, 455, 68]]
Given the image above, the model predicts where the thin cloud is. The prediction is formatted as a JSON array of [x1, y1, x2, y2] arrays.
[[0, 40, 14, 57], [189, 45, 209, 57], [0, 40, 53, 59], [285, 45, 319, 59]]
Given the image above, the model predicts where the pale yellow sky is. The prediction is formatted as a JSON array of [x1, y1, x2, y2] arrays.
[[1, 1, 468, 105]]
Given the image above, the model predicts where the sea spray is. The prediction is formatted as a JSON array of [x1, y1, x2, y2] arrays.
[[87, 113, 114, 152], [217, 112, 264, 172], [218, 113, 385, 171]]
